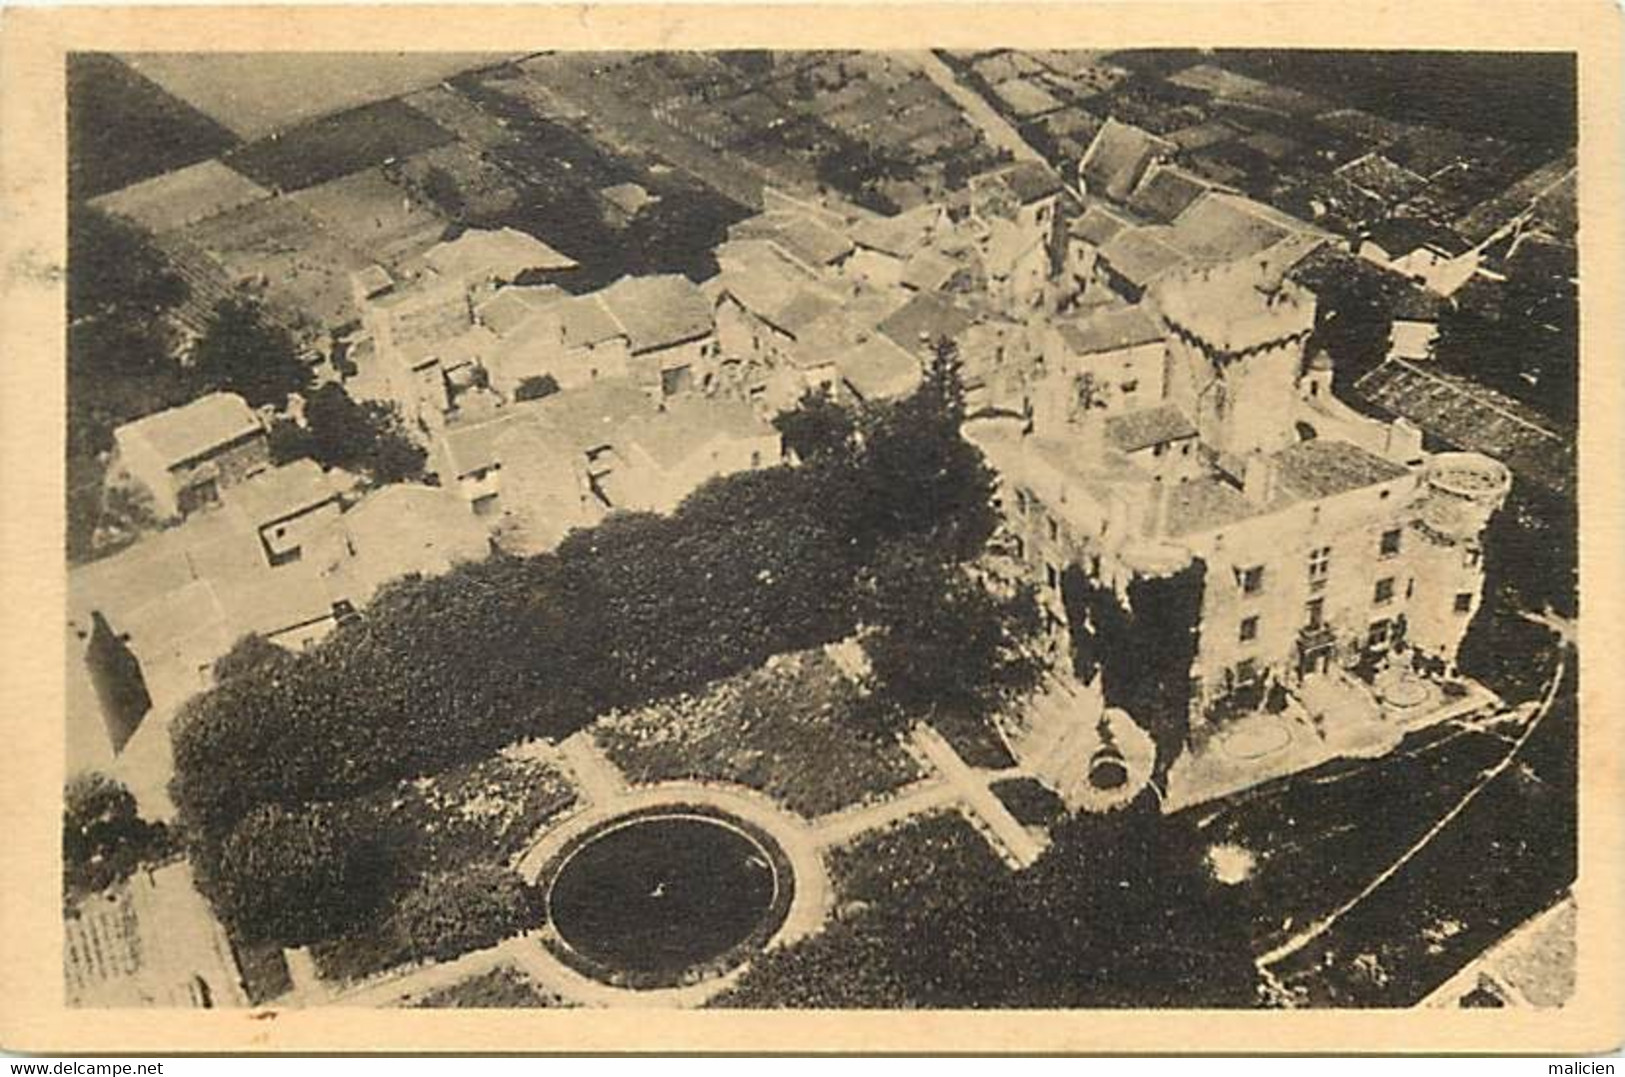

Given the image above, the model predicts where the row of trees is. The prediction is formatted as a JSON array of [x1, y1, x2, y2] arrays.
[[172, 345, 1040, 951]]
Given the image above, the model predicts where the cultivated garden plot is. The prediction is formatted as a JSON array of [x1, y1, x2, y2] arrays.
[[592, 649, 925, 820]]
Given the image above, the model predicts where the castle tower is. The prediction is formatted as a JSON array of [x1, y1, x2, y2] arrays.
[[1152, 260, 1317, 468], [1408, 452, 1512, 668]]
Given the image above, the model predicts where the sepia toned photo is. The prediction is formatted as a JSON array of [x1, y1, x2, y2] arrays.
[[2, 1, 1619, 1056]]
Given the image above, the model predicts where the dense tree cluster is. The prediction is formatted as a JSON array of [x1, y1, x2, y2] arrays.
[[172, 349, 1027, 951], [1456, 485, 1576, 703], [269, 383, 428, 486], [190, 294, 312, 411], [1062, 560, 1205, 776], [1434, 254, 1578, 427], [392, 866, 541, 963], [67, 207, 195, 562], [716, 807, 1259, 1009], [63, 773, 174, 906]]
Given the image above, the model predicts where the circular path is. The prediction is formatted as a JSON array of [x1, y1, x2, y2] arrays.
[[516, 780, 830, 1008]]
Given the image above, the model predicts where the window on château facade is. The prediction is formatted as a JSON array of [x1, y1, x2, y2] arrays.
[[1308, 546, 1331, 589], [1455, 592, 1474, 613], [1368, 619, 1392, 648], [1380, 528, 1403, 558], [1374, 576, 1396, 605], [1240, 565, 1265, 595], [1305, 597, 1325, 629], [1239, 615, 1259, 643]]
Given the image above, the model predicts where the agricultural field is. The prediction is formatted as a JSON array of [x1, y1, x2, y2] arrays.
[[288, 168, 450, 272], [118, 52, 524, 139], [68, 54, 239, 200], [171, 197, 374, 334], [225, 99, 457, 193]]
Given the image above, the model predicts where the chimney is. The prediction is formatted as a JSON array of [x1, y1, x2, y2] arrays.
[[1242, 451, 1277, 506]]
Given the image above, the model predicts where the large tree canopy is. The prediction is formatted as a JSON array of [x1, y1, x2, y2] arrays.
[[171, 357, 1015, 950], [63, 773, 172, 905], [190, 293, 310, 410]]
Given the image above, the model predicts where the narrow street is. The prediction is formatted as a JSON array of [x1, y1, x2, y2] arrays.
[[899, 50, 1049, 166]]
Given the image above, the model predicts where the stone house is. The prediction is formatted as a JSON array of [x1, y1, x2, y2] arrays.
[[111, 393, 269, 520]]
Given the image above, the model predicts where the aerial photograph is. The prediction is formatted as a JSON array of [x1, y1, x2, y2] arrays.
[[62, 47, 1578, 1012]]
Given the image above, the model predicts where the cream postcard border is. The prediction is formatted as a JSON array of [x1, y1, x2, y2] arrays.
[[1, 1, 1619, 1054]]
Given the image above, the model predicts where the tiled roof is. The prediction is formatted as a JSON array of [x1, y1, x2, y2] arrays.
[[835, 335, 923, 402], [1128, 163, 1213, 224], [622, 396, 775, 469], [554, 294, 628, 348], [901, 247, 962, 292], [373, 276, 474, 365], [731, 210, 855, 268], [115, 393, 262, 468], [529, 380, 660, 456], [1271, 438, 1411, 500], [1070, 203, 1139, 246], [1166, 191, 1315, 263], [1079, 118, 1174, 203], [474, 285, 568, 337], [877, 292, 977, 358], [1105, 403, 1197, 453], [850, 204, 942, 257], [223, 459, 338, 526], [1355, 358, 1574, 496], [1056, 304, 1165, 356], [992, 77, 1064, 119], [1098, 226, 1190, 287], [440, 411, 528, 479], [425, 226, 579, 282], [597, 275, 715, 354]]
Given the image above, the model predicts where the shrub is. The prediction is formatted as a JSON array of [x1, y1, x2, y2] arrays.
[[514, 374, 560, 402], [394, 865, 540, 963], [63, 773, 172, 905], [204, 802, 391, 946]]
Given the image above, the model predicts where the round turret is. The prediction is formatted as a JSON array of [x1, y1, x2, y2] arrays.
[[1419, 452, 1511, 542]]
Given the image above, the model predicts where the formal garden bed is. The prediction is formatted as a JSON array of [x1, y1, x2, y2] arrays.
[[708, 810, 1011, 1008], [592, 650, 924, 819], [407, 964, 572, 1009], [309, 753, 576, 985]]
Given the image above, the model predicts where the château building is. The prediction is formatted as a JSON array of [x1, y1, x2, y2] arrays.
[[973, 253, 1510, 735]]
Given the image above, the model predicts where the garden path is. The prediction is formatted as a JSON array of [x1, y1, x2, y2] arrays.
[[556, 730, 631, 805], [908, 724, 1046, 869]]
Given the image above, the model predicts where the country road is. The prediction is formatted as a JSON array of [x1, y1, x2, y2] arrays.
[[901, 50, 1050, 167]]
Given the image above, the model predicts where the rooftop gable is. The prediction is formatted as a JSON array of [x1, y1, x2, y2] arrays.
[[1105, 403, 1198, 453], [424, 226, 578, 283], [1079, 118, 1174, 203], [596, 274, 715, 354], [115, 393, 262, 469]]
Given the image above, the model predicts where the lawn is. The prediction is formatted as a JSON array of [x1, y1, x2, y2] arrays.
[[709, 811, 1011, 1008], [825, 809, 1010, 909], [226, 98, 457, 193], [68, 54, 240, 201], [406, 964, 571, 1008], [592, 648, 923, 819], [309, 751, 576, 986]]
